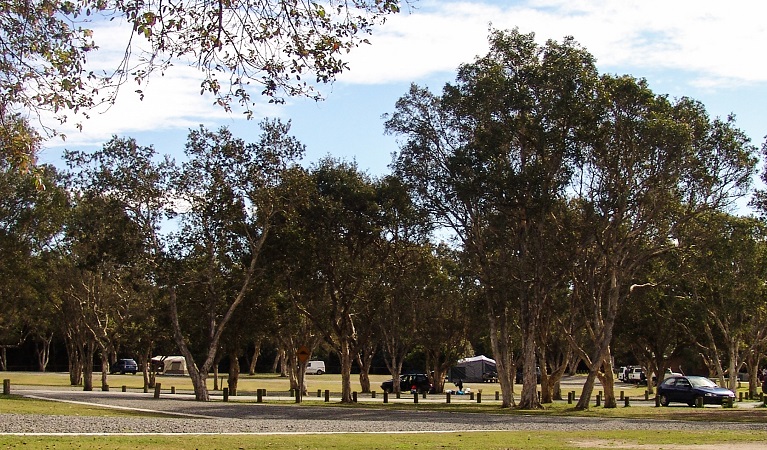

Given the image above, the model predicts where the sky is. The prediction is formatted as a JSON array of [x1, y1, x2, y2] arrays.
[[38, 0, 767, 207]]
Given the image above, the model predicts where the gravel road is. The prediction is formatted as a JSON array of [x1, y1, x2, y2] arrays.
[[4, 387, 767, 435]]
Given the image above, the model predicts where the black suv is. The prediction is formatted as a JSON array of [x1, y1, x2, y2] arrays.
[[381, 373, 434, 394], [110, 358, 138, 375]]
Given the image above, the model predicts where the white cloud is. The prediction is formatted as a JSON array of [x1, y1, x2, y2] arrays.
[[338, 0, 767, 87]]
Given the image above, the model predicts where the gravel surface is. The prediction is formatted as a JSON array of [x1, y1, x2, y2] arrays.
[[4, 387, 767, 435]]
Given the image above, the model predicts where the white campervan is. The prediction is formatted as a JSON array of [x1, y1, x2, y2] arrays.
[[305, 360, 326, 375]]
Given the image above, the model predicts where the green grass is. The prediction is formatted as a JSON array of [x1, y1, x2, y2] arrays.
[[1, 430, 767, 450]]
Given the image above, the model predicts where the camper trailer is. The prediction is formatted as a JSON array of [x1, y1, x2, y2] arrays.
[[150, 355, 188, 376]]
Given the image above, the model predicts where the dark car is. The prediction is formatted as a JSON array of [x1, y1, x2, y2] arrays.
[[515, 366, 541, 384], [110, 358, 138, 375], [381, 373, 434, 394], [482, 370, 498, 383], [657, 375, 735, 407]]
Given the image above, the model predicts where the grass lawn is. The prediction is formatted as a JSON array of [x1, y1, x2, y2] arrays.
[[2, 372, 767, 449]]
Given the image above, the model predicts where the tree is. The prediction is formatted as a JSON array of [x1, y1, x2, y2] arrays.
[[277, 159, 389, 403], [1, 0, 403, 152], [385, 28, 599, 409], [675, 213, 767, 392], [569, 76, 757, 410], [167, 121, 304, 401]]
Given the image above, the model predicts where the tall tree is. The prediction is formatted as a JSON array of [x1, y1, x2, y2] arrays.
[[569, 77, 756, 410], [385, 28, 598, 408], [168, 121, 304, 401]]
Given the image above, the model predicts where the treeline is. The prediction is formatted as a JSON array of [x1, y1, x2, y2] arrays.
[[1, 29, 766, 409]]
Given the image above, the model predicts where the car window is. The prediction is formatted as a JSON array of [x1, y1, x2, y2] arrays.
[[676, 378, 691, 388], [688, 376, 717, 388]]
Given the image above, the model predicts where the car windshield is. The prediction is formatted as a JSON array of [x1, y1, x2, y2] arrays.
[[687, 376, 717, 388]]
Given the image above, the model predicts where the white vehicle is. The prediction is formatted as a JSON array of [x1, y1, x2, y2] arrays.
[[305, 360, 326, 375], [627, 367, 646, 384]]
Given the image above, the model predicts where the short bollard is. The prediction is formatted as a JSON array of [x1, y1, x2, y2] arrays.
[[289, 389, 294, 398], [414, 393, 418, 404], [325, 390, 330, 402], [223, 387, 229, 402], [422, 391, 426, 399], [295, 390, 300, 403], [595, 394, 601, 407], [495, 391, 500, 401], [644, 391, 649, 401], [567, 392, 573, 404], [620, 390, 624, 400], [372, 391, 376, 399], [122, 385, 127, 393], [3, 379, 10, 395], [396, 392, 401, 399], [171, 386, 176, 395], [383, 391, 389, 404], [537, 391, 541, 402], [257, 389, 263, 403], [318, 389, 322, 398], [469, 392, 474, 401], [695, 396, 703, 407], [655, 396, 660, 407], [477, 392, 482, 404], [624, 396, 630, 407], [446, 393, 451, 404], [153, 383, 161, 399], [763, 395, 767, 407], [739, 392, 743, 402], [353, 392, 357, 403], [725, 397, 734, 408]]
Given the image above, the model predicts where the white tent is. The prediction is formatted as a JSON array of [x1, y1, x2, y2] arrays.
[[151, 355, 188, 376], [449, 355, 496, 383]]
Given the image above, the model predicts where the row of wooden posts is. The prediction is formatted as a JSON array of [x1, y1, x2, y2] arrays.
[[0, 379, 754, 407]]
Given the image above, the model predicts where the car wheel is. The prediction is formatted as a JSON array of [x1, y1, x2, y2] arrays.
[[659, 394, 669, 406], [316, 369, 324, 375]]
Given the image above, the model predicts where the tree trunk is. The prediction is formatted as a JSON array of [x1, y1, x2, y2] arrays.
[[34, 334, 53, 372], [356, 345, 375, 393], [100, 352, 109, 390], [339, 339, 354, 403], [82, 340, 94, 391], [228, 351, 240, 396], [518, 318, 542, 409], [248, 340, 261, 375], [66, 338, 83, 386], [488, 310, 516, 408]]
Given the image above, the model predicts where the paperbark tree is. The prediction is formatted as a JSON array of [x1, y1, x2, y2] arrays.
[[385, 28, 598, 408], [570, 77, 756, 410]]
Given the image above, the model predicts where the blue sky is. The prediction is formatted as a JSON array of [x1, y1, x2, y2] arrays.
[[39, 0, 767, 206]]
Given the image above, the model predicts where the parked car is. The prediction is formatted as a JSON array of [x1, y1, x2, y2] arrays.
[[657, 375, 735, 407], [515, 366, 541, 384], [110, 358, 138, 375], [381, 373, 434, 394], [482, 370, 498, 383]]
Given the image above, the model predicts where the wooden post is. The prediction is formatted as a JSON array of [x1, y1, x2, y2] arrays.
[[383, 391, 388, 404], [567, 392, 573, 404], [295, 389, 300, 403], [469, 392, 474, 401], [353, 392, 357, 403], [257, 389, 263, 403], [739, 392, 743, 402], [655, 396, 660, 407], [122, 385, 127, 392], [171, 386, 176, 394], [413, 392, 418, 404], [153, 383, 161, 399], [422, 391, 426, 399], [372, 391, 376, 399], [595, 393, 601, 407], [325, 390, 330, 402], [477, 392, 481, 403], [696, 396, 703, 408], [495, 391, 500, 401], [317, 389, 322, 398], [223, 387, 229, 402], [446, 393, 451, 404], [3, 379, 9, 395], [624, 396, 630, 407], [620, 390, 624, 400]]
